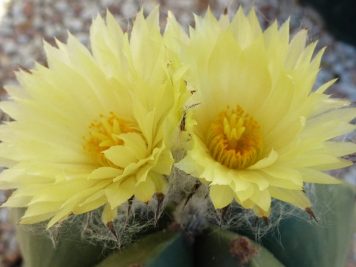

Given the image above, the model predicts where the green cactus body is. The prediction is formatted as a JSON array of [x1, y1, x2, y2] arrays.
[[13, 209, 113, 267], [195, 229, 285, 267], [257, 184, 356, 267], [96, 230, 193, 267]]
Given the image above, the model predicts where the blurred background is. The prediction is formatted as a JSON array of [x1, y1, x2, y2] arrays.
[[0, 0, 355, 266]]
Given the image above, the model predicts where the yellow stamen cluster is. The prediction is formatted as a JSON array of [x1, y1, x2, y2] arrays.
[[206, 106, 263, 169], [84, 112, 138, 165]]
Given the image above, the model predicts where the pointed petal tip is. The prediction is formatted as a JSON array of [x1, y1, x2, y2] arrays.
[[262, 216, 269, 225], [305, 207, 318, 222]]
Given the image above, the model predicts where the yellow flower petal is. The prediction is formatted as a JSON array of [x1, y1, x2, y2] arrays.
[[105, 179, 135, 209], [209, 185, 234, 209], [269, 187, 311, 209], [248, 150, 279, 170], [101, 203, 118, 225], [300, 169, 341, 184], [88, 167, 122, 180], [135, 179, 156, 203]]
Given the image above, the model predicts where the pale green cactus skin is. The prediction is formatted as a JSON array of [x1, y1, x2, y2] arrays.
[[257, 184, 356, 267], [12, 209, 112, 267]]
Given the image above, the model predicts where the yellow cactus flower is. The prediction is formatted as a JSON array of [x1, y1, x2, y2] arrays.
[[173, 9, 356, 216], [0, 9, 187, 227]]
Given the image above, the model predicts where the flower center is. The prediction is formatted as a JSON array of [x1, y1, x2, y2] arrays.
[[206, 106, 263, 169], [84, 112, 138, 165]]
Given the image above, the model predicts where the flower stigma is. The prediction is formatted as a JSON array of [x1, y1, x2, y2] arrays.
[[206, 106, 263, 169]]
